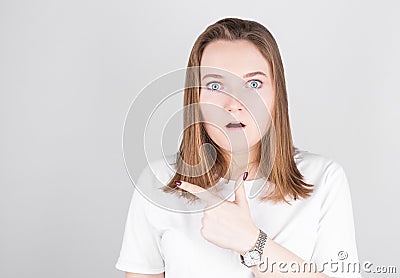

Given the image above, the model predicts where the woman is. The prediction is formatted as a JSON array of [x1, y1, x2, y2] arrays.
[[116, 18, 361, 278]]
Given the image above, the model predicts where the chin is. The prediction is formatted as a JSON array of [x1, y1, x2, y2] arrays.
[[217, 141, 259, 153]]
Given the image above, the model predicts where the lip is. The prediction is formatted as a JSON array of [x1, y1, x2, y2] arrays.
[[225, 122, 246, 128]]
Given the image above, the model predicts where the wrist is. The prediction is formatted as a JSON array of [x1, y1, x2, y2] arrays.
[[239, 228, 269, 268], [238, 225, 260, 255]]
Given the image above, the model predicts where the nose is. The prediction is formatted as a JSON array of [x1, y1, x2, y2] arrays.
[[224, 95, 244, 112]]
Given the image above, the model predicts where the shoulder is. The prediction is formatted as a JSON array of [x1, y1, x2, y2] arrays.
[[294, 146, 345, 175], [293, 146, 349, 195], [134, 154, 190, 213], [137, 153, 177, 186]]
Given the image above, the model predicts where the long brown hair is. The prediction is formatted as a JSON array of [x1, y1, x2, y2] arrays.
[[161, 17, 313, 204]]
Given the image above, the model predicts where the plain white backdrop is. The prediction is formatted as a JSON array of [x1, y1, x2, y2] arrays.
[[0, 1, 399, 277]]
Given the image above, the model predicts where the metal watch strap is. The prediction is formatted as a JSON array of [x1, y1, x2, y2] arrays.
[[254, 229, 268, 254], [239, 228, 269, 268]]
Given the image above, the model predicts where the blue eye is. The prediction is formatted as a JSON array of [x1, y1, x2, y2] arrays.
[[206, 82, 222, 91], [247, 80, 262, 89]]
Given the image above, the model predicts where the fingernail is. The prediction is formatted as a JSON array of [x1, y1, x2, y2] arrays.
[[243, 172, 248, 181], [174, 180, 182, 186]]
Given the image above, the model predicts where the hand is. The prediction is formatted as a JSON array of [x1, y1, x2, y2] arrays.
[[175, 172, 260, 254]]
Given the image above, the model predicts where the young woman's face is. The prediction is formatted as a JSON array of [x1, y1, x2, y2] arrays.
[[199, 40, 275, 153]]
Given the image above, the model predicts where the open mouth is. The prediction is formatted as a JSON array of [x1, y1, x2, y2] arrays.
[[225, 122, 246, 128]]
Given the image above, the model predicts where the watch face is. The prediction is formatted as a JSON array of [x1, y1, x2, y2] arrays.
[[243, 250, 261, 266]]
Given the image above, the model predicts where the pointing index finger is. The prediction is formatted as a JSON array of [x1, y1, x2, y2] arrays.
[[175, 180, 222, 205]]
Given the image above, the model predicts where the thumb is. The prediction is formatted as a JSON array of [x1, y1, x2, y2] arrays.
[[233, 171, 249, 208]]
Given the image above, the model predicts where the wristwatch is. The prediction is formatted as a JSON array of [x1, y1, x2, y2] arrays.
[[240, 229, 268, 268]]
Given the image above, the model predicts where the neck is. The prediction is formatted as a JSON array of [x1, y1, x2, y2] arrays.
[[223, 145, 261, 181]]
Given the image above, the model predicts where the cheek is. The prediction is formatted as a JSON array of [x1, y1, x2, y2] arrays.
[[199, 91, 225, 122], [248, 94, 273, 117], [256, 87, 275, 113], [203, 123, 230, 149], [245, 94, 274, 135], [199, 88, 212, 102], [264, 93, 275, 115], [203, 123, 222, 137]]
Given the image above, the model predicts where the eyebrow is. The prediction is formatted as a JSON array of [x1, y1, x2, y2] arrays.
[[201, 71, 268, 80]]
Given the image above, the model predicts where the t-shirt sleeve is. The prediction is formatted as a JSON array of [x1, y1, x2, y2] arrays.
[[115, 171, 165, 274], [311, 161, 362, 278]]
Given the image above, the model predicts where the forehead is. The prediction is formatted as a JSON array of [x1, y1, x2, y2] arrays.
[[200, 40, 271, 77]]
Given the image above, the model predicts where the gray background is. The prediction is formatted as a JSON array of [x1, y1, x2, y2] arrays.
[[1, 0, 399, 277]]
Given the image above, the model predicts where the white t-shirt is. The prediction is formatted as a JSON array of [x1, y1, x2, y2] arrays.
[[115, 147, 362, 277]]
